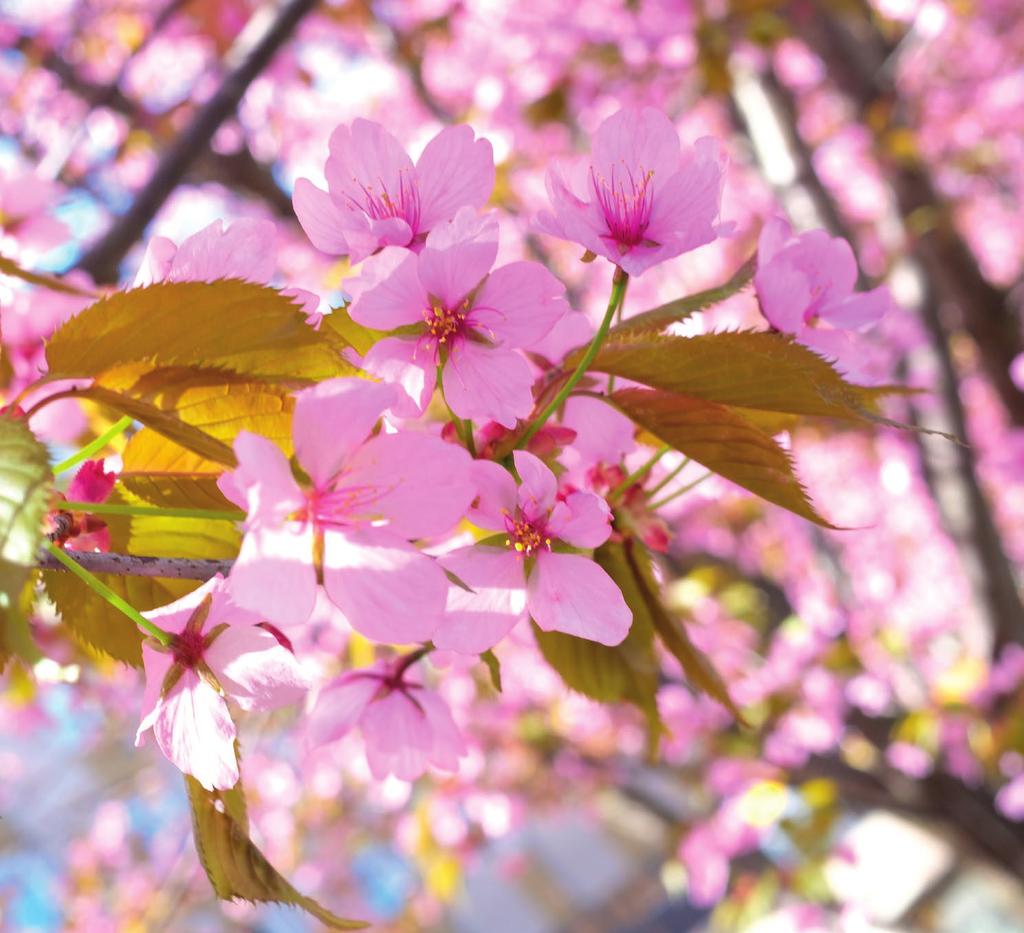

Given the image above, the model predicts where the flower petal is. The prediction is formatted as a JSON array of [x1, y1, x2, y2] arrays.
[[513, 450, 557, 515], [434, 546, 527, 654], [471, 261, 569, 349], [322, 527, 447, 643], [361, 336, 436, 416], [205, 625, 310, 712], [547, 490, 612, 549], [527, 551, 632, 645], [361, 690, 434, 780], [230, 523, 318, 627], [415, 125, 495, 231], [293, 178, 352, 255], [306, 671, 382, 747], [468, 460, 518, 531], [443, 342, 535, 429], [348, 248, 427, 330], [418, 239, 497, 309]]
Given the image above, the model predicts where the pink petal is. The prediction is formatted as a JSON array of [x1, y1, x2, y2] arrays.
[[527, 551, 632, 645], [306, 671, 383, 747], [136, 642, 174, 746], [361, 690, 434, 780], [133, 235, 177, 286], [293, 178, 351, 255], [821, 285, 889, 332], [230, 523, 318, 627], [472, 261, 569, 349], [348, 248, 427, 330], [561, 396, 636, 466], [547, 491, 612, 549], [591, 107, 682, 192], [322, 527, 447, 643], [152, 671, 239, 791], [292, 377, 395, 487], [424, 206, 499, 252], [415, 125, 495, 231], [443, 342, 535, 429], [141, 574, 223, 635], [513, 450, 557, 515], [418, 238, 497, 309], [67, 459, 116, 503], [757, 215, 794, 268], [325, 119, 415, 224], [361, 336, 436, 416], [338, 430, 473, 538], [169, 218, 276, 284], [412, 686, 467, 770], [434, 545, 527, 654], [228, 431, 305, 523], [205, 625, 310, 712], [755, 258, 814, 332], [468, 460, 518, 531]]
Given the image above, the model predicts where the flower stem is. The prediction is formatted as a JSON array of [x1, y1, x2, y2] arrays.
[[45, 542, 171, 646], [648, 471, 714, 510], [62, 501, 245, 522], [437, 365, 477, 457], [608, 446, 670, 503], [54, 416, 134, 475], [518, 268, 629, 448], [645, 457, 691, 500]]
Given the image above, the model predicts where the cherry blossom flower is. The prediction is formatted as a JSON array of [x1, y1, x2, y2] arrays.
[[433, 451, 632, 654], [135, 575, 310, 791], [307, 658, 466, 781], [218, 377, 474, 640], [52, 459, 118, 552], [754, 216, 890, 374], [537, 107, 730, 276], [293, 119, 494, 263], [348, 209, 569, 428]]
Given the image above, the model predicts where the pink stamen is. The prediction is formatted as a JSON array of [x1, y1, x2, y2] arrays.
[[346, 168, 422, 232], [590, 161, 655, 249]]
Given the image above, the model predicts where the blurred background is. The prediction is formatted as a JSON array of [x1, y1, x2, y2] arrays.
[[2, 0, 1024, 929]]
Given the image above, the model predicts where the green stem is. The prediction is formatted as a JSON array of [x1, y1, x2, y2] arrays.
[[438, 365, 477, 457], [54, 416, 134, 475], [45, 542, 171, 646], [645, 457, 691, 500], [648, 471, 714, 510], [518, 268, 629, 448], [608, 446, 670, 502], [62, 501, 245, 522]]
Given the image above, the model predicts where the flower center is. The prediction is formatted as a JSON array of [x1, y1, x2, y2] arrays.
[[423, 297, 469, 344], [590, 163, 655, 249], [172, 627, 205, 669], [348, 169, 421, 232], [294, 484, 388, 531], [504, 512, 551, 557]]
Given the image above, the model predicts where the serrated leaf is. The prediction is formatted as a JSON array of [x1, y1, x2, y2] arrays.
[[532, 541, 662, 746], [0, 254, 97, 297], [43, 571, 196, 666], [581, 330, 880, 421], [0, 560, 42, 671], [120, 429, 231, 511], [609, 255, 756, 338], [124, 498, 240, 561], [186, 776, 368, 929], [76, 365, 298, 465], [0, 418, 53, 566], [611, 388, 834, 526], [45, 279, 355, 383], [622, 538, 744, 722], [321, 307, 387, 357]]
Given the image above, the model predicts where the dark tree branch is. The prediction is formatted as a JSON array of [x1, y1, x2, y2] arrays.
[[75, 0, 320, 283], [38, 550, 231, 580]]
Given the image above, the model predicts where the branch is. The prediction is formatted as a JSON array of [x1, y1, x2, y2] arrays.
[[38, 550, 231, 581], [76, 0, 320, 283]]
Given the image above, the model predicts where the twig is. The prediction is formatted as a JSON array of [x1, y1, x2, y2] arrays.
[[38, 549, 231, 580]]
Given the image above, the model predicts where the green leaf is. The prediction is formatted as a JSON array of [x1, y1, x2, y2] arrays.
[[611, 388, 834, 527], [532, 541, 662, 746], [608, 255, 756, 338], [42, 571, 196, 666], [622, 538, 745, 722], [120, 429, 232, 511], [321, 306, 388, 357], [0, 418, 53, 566], [187, 775, 368, 929], [480, 649, 503, 692], [0, 254, 97, 297], [580, 330, 881, 421], [0, 560, 42, 670], [45, 279, 355, 383]]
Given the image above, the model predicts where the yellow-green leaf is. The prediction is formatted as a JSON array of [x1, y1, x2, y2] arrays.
[[0, 560, 42, 670], [321, 306, 387, 357], [45, 280, 355, 383], [120, 429, 231, 511], [187, 776, 368, 929], [581, 330, 880, 421], [0, 418, 53, 566], [612, 388, 834, 527]]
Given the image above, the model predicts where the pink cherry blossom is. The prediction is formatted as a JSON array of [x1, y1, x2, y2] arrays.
[[754, 215, 890, 374], [537, 107, 730, 276], [349, 209, 569, 428], [218, 377, 474, 640], [60, 459, 117, 552], [433, 451, 632, 654], [135, 575, 310, 791], [307, 658, 466, 781], [293, 119, 495, 263]]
